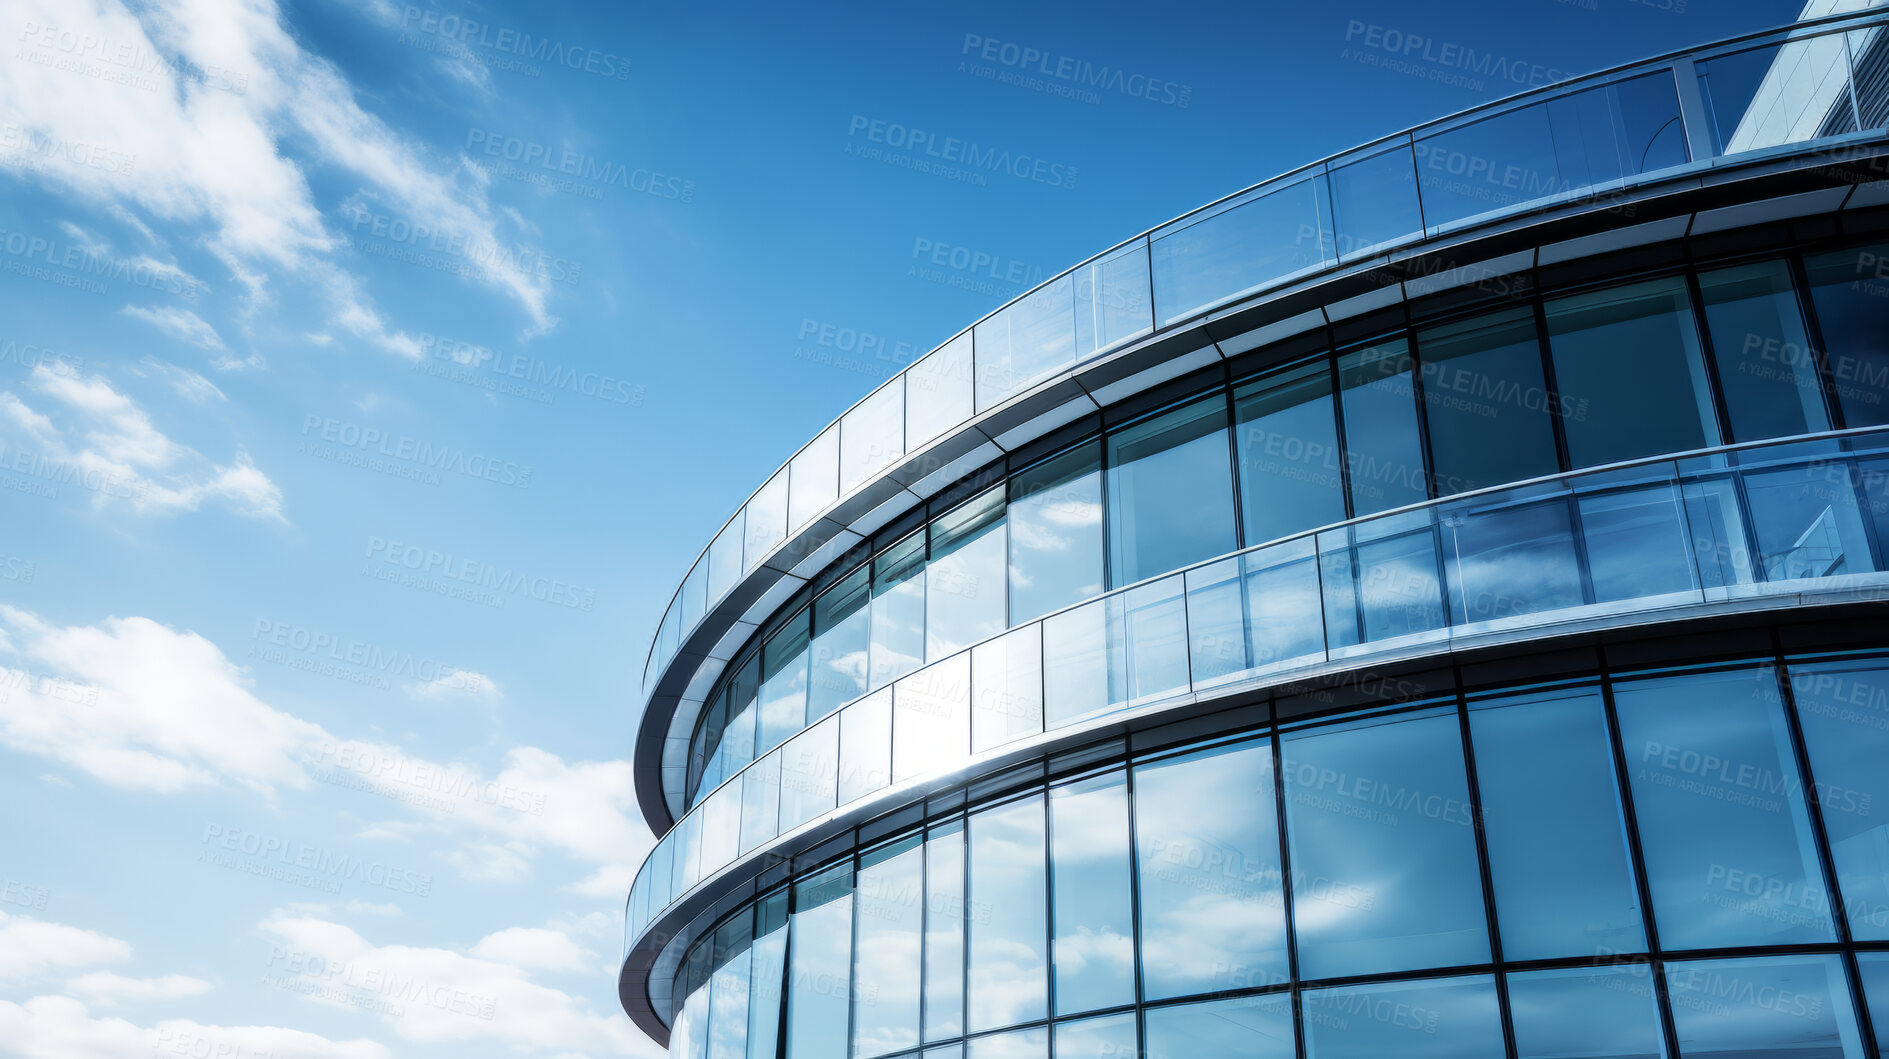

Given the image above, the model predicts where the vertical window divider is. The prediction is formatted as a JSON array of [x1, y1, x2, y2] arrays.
[[1683, 266, 1738, 447], [1594, 663, 1683, 1059], [1767, 632, 1866, 953], [1042, 783, 1060, 1033], [1270, 727, 1307, 1059], [1453, 679, 1518, 1059], [1122, 759, 1150, 1037], [1530, 295, 1576, 477], [1788, 251, 1848, 432]]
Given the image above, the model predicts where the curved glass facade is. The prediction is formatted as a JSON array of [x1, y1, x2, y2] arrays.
[[640, 8, 1889, 714], [665, 653, 1889, 1059], [682, 243, 1889, 812]]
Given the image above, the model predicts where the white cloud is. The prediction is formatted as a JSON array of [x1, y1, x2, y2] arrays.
[[404, 669, 503, 704], [1, 0, 557, 353], [0, 913, 130, 984], [135, 356, 227, 404], [121, 305, 224, 351], [468, 928, 594, 974], [0, 364, 284, 520], [259, 912, 657, 1055], [445, 840, 537, 884], [64, 971, 212, 1006], [0, 995, 391, 1059]]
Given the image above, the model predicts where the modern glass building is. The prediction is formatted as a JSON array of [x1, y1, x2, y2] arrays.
[[624, 11, 1889, 1057]]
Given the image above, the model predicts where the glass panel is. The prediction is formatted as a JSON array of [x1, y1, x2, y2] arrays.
[[673, 984, 707, 1059], [777, 715, 838, 834], [1699, 261, 1830, 442], [681, 561, 708, 630], [1578, 483, 1699, 603], [788, 424, 840, 530], [1339, 339, 1428, 515], [1284, 709, 1488, 979], [1863, 953, 1889, 1053], [1048, 772, 1134, 1015], [1042, 598, 1107, 729], [853, 839, 923, 1058], [1681, 475, 1756, 590], [1546, 277, 1718, 468], [699, 781, 742, 879], [871, 532, 928, 689], [1143, 993, 1295, 1059], [1106, 394, 1236, 587], [785, 865, 853, 1059], [1234, 358, 1346, 545], [964, 1027, 1046, 1059], [1150, 177, 1329, 327], [1328, 143, 1420, 259], [707, 512, 746, 605], [1111, 575, 1190, 707], [1666, 954, 1866, 1058], [1184, 557, 1248, 686], [739, 755, 781, 856], [1507, 966, 1665, 1059], [1053, 1012, 1136, 1059], [838, 687, 892, 805], [1134, 738, 1287, 1001], [1469, 688, 1645, 960], [842, 379, 905, 493], [1415, 307, 1560, 496], [1325, 509, 1447, 646], [1613, 666, 1835, 948], [759, 609, 811, 756], [1805, 244, 1889, 426], [966, 795, 1048, 1033], [748, 894, 789, 1059], [1787, 659, 1889, 940], [892, 655, 970, 784], [971, 624, 1043, 754], [928, 488, 1006, 661], [809, 566, 871, 721], [1301, 975, 1504, 1059], [707, 920, 753, 1059], [924, 821, 966, 1042], [907, 333, 975, 451], [974, 273, 1076, 411], [1857, 26, 1889, 130], [1440, 489, 1585, 626], [1007, 441, 1104, 624], [1745, 462, 1876, 581], [1245, 538, 1326, 671], [1698, 37, 1857, 156], [672, 812, 701, 896], [1074, 241, 1153, 356], [747, 470, 790, 570]]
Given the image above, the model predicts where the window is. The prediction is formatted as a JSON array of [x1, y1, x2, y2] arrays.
[[1234, 359, 1345, 545], [892, 655, 970, 784], [776, 716, 837, 834], [975, 274, 1077, 411], [971, 625, 1043, 754], [1861, 953, 1889, 1054], [1048, 772, 1134, 1015], [1665, 954, 1867, 1058], [837, 687, 891, 805], [967, 795, 1048, 1033], [1743, 462, 1877, 581], [808, 566, 870, 721], [1319, 510, 1447, 647], [907, 333, 974, 449], [1007, 442, 1104, 624], [1338, 339, 1428, 515], [853, 839, 923, 1058], [1613, 667, 1835, 948], [1300, 975, 1504, 1058], [1053, 1013, 1137, 1059], [784, 864, 853, 1059], [746, 470, 790, 569], [924, 822, 966, 1042], [1143, 994, 1295, 1059], [1416, 307, 1560, 496], [841, 379, 904, 493], [1439, 486, 1585, 626], [747, 893, 789, 1059], [1133, 738, 1286, 1000], [870, 532, 927, 689], [1283, 709, 1488, 979], [707, 916, 753, 1059], [1545, 277, 1719, 467], [758, 610, 811, 756], [1469, 688, 1644, 960], [1507, 966, 1664, 1059], [1699, 261, 1830, 441], [739, 755, 780, 855], [1788, 660, 1889, 940], [928, 488, 1007, 661], [788, 425, 839, 530], [965, 1027, 1047, 1059], [1106, 395, 1236, 587], [1804, 243, 1889, 426]]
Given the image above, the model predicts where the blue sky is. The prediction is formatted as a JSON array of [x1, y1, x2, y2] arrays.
[[0, 0, 1806, 1055]]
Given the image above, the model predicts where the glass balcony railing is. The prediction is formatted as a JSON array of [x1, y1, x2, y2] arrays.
[[638, 8, 1889, 720], [627, 427, 1889, 964]]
